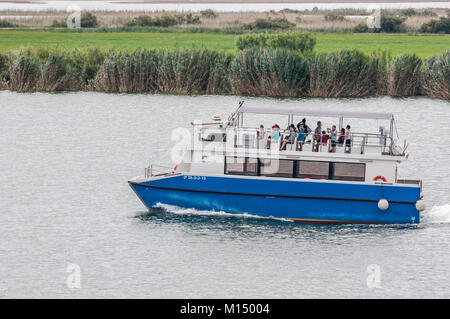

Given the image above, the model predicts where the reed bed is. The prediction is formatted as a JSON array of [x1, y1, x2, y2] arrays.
[[308, 50, 389, 98], [421, 51, 450, 100], [8, 55, 39, 91], [388, 53, 422, 97], [1, 47, 449, 100], [92, 49, 233, 94], [231, 49, 309, 97]]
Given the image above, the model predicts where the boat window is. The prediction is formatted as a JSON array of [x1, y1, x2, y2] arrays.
[[331, 162, 365, 181], [260, 159, 294, 178], [297, 161, 329, 179], [225, 157, 244, 175], [225, 157, 257, 176], [245, 158, 258, 176]]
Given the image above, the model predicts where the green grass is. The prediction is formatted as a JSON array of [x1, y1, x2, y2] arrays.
[[0, 30, 448, 57]]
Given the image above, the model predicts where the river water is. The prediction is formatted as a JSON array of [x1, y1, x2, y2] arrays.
[[0, 91, 449, 298]]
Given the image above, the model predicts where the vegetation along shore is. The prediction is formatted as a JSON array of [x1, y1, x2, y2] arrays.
[[0, 8, 448, 99]]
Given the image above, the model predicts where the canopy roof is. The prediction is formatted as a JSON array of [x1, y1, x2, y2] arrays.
[[238, 106, 392, 120]]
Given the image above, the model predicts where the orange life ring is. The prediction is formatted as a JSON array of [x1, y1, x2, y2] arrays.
[[373, 175, 387, 182], [171, 164, 178, 174]]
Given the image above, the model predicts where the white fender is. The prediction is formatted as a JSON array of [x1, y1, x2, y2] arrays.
[[415, 200, 426, 212], [378, 199, 389, 211]]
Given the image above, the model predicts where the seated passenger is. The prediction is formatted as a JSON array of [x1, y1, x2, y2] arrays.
[[266, 124, 280, 149], [281, 124, 297, 150]]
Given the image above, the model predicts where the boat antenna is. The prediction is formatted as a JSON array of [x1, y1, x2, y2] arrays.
[[226, 100, 245, 127]]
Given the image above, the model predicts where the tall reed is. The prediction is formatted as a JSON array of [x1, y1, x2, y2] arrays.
[[93, 50, 160, 93], [36, 54, 83, 91], [2, 48, 449, 100], [308, 50, 388, 97], [8, 55, 39, 92], [93, 49, 232, 94], [388, 53, 422, 97], [154, 49, 232, 94], [421, 50, 449, 100], [231, 49, 309, 97]]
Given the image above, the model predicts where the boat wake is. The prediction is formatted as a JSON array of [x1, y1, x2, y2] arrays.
[[153, 203, 292, 222], [421, 204, 450, 224]]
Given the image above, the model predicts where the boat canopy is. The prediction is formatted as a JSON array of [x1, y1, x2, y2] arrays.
[[238, 106, 392, 120]]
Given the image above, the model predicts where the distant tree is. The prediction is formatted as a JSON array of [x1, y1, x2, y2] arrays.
[[50, 19, 67, 28], [353, 14, 406, 33], [244, 18, 295, 31], [352, 23, 369, 33], [0, 19, 16, 28], [419, 17, 450, 34], [380, 15, 406, 33], [153, 14, 178, 27], [81, 12, 99, 28], [200, 9, 218, 19], [184, 13, 201, 25], [399, 8, 416, 17], [324, 13, 345, 22]]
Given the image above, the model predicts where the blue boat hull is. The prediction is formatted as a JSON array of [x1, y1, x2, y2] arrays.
[[129, 175, 421, 224]]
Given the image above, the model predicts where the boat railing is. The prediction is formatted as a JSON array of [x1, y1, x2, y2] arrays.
[[145, 164, 173, 178], [195, 127, 398, 156], [396, 179, 423, 195]]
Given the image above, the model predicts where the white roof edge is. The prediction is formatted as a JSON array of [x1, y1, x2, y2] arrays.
[[238, 106, 392, 120]]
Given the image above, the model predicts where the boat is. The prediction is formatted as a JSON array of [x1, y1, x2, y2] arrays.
[[129, 102, 426, 224]]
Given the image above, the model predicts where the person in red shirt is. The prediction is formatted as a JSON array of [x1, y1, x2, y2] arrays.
[[320, 130, 329, 147]]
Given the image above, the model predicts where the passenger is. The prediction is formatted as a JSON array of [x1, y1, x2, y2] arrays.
[[321, 130, 329, 146], [257, 124, 265, 140], [297, 122, 306, 151], [345, 125, 352, 153], [314, 121, 322, 152], [257, 124, 265, 149], [327, 125, 337, 153], [281, 124, 297, 151], [298, 118, 312, 135], [337, 128, 345, 145], [266, 124, 280, 149]]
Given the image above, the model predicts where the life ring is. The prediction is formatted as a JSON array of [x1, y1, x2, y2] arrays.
[[171, 164, 178, 174], [373, 175, 387, 182]]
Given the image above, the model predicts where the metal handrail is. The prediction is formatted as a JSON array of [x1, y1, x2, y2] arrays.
[[194, 127, 400, 155], [145, 164, 173, 178]]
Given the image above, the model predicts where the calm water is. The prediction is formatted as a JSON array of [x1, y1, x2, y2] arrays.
[[0, 91, 449, 298]]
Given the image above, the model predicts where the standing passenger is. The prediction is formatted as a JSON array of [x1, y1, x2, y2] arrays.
[[328, 125, 337, 153], [257, 124, 265, 149], [297, 122, 306, 151], [345, 125, 352, 153], [314, 121, 322, 152]]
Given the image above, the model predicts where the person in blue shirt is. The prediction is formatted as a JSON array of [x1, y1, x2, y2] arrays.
[[266, 124, 280, 149], [297, 122, 306, 151]]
